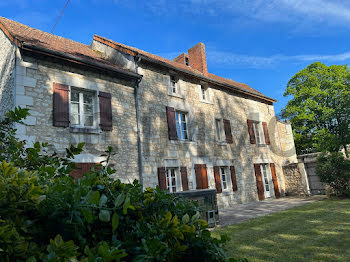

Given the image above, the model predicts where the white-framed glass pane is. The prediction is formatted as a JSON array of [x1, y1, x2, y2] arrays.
[[84, 104, 93, 114], [216, 119, 222, 141], [71, 114, 80, 125], [83, 92, 93, 104], [84, 115, 94, 127], [201, 87, 206, 100], [71, 91, 79, 102], [71, 103, 79, 114]]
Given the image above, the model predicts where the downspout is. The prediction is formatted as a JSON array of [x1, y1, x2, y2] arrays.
[[134, 55, 144, 191]]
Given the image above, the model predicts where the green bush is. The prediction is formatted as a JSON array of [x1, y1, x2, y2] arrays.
[[316, 152, 350, 197], [0, 108, 236, 261]]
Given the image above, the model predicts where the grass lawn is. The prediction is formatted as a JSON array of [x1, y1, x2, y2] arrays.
[[213, 199, 350, 262]]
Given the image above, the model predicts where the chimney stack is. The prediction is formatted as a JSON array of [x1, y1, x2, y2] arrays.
[[188, 43, 207, 76]]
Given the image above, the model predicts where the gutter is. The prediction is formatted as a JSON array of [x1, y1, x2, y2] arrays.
[[20, 42, 142, 81], [134, 55, 144, 191]]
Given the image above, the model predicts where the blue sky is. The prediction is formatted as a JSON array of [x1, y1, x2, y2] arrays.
[[2, 0, 350, 114]]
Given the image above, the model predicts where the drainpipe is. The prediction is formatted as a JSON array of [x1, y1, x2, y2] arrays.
[[134, 55, 144, 191]]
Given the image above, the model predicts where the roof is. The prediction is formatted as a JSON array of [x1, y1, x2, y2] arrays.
[[93, 35, 276, 103], [0, 17, 140, 79]]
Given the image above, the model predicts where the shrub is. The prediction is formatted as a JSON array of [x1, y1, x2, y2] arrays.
[[316, 152, 350, 197], [0, 107, 236, 261]]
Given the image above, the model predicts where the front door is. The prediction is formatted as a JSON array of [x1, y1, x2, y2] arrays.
[[260, 164, 272, 198]]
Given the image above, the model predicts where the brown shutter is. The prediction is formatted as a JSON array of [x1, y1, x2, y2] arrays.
[[194, 164, 203, 189], [157, 167, 167, 190], [262, 122, 270, 145], [270, 163, 280, 198], [223, 119, 233, 144], [213, 166, 222, 193], [230, 166, 238, 191], [247, 120, 256, 144], [53, 83, 69, 127], [166, 106, 177, 140], [180, 166, 189, 191], [254, 164, 265, 200], [70, 163, 97, 180], [195, 164, 208, 189], [99, 91, 113, 131]]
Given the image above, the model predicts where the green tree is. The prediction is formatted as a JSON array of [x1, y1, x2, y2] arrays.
[[282, 62, 350, 155]]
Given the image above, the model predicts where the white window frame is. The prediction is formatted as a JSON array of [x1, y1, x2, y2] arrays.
[[219, 166, 229, 191], [175, 111, 189, 140], [166, 167, 182, 192], [260, 163, 273, 198], [253, 121, 265, 145], [170, 75, 177, 94], [215, 118, 225, 142], [70, 88, 96, 129], [201, 85, 208, 100]]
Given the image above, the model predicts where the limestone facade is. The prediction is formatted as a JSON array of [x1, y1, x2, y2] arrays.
[[0, 18, 299, 208]]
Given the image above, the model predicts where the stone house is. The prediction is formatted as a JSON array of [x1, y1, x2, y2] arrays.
[[0, 17, 298, 208]]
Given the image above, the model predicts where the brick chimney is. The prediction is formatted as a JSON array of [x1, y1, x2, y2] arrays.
[[174, 53, 188, 65], [188, 43, 207, 76]]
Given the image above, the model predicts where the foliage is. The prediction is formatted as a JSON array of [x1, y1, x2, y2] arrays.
[[316, 152, 350, 197], [0, 107, 235, 261], [282, 62, 350, 155]]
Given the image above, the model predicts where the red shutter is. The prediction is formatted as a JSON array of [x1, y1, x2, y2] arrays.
[[230, 166, 238, 191], [180, 166, 189, 191], [99, 91, 113, 131], [213, 166, 222, 193], [223, 119, 233, 144], [53, 83, 69, 127], [254, 164, 265, 200], [270, 163, 280, 198], [157, 167, 167, 190], [70, 163, 97, 180], [262, 122, 270, 145], [166, 106, 177, 140], [247, 120, 256, 144], [201, 164, 208, 189]]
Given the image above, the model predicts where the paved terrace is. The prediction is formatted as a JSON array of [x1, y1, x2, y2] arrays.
[[217, 196, 326, 227]]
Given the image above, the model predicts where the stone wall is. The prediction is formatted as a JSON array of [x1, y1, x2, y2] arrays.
[[16, 53, 140, 183], [283, 163, 306, 196], [137, 62, 298, 207], [0, 29, 16, 119]]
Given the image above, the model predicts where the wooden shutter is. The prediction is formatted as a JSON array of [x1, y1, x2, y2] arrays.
[[195, 164, 208, 189], [53, 83, 69, 127], [99, 91, 113, 131], [230, 166, 238, 191], [157, 167, 167, 190], [223, 119, 233, 144], [270, 163, 280, 198], [70, 163, 97, 180], [247, 120, 256, 144], [180, 166, 189, 191], [213, 166, 222, 193], [262, 122, 270, 145], [166, 106, 178, 140], [254, 164, 265, 200]]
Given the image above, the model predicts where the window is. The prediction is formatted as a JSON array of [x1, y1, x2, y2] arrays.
[[175, 111, 188, 140], [253, 121, 265, 144], [215, 119, 223, 141], [166, 168, 177, 192], [185, 57, 190, 66], [70, 89, 95, 128], [220, 167, 228, 190], [170, 75, 177, 94], [201, 85, 207, 100]]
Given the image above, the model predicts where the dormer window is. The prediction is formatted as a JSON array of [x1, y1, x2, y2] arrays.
[[185, 57, 190, 66], [170, 75, 177, 94]]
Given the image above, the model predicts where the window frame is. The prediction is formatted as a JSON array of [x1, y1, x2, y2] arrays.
[[219, 166, 229, 191], [175, 111, 189, 140], [185, 57, 190, 66], [215, 118, 226, 142], [170, 75, 177, 94], [201, 85, 207, 100], [69, 88, 96, 129], [253, 121, 265, 145], [166, 167, 182, 192]]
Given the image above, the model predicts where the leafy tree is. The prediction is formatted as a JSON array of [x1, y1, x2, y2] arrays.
[[282, 62, 350, 155]]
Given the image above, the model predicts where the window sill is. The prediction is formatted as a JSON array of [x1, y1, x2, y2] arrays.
[[217, 141, 228, 146], [199, 99, 213, 105], [168, 92, 185, 99], [257, 144, 267, 147], [70, 127, 100, 134], [170, 139, 196, 145]]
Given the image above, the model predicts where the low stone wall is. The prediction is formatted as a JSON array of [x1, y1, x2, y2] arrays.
[[283, 163, 306, 196], [176, 189, 218, 227]]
